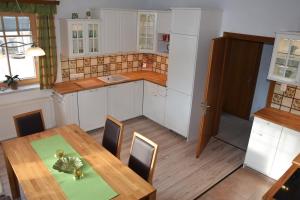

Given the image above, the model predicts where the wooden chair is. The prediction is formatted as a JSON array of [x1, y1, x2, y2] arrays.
[[13, 110, 45, 137], [128, 132, 158, 184], [102, 115, 124, 158]]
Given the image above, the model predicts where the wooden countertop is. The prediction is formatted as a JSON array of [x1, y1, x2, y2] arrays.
[[53, 71, 167, 95], [263, 154, 300, 199], [255, 107, 300, 132]]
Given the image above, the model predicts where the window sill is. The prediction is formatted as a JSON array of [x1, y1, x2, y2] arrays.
[[0, 84, 40, 96]]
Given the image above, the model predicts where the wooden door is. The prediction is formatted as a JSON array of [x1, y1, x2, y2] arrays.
[[222, 39, 263, 119], [196, 38, 227, 157]]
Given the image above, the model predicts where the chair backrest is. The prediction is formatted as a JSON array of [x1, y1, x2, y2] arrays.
[[13, 110, 45, 137], [102, 116, 124, 158], [128, 132, 158, 184]]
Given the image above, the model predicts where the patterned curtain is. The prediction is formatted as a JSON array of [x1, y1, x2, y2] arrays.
[[37, 14, 57, 89]]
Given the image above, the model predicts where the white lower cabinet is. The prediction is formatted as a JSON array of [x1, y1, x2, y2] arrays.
[[245, 117, 300, 180], [107, 81, 143, 121], [270, 128, 300, 179], [53, 92, 79, 127], [165, 88, 192, 137], [78, 88, 107, 131], [143, 81, 166, 126]]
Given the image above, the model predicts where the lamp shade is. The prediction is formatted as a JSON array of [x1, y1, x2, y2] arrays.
[[25, 46, 46, 57]]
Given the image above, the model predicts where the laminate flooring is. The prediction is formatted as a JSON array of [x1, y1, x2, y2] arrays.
[[0, 116, 248, 200]]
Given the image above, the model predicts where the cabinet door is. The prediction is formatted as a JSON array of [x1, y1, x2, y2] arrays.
[[120, 10, 137, 52], [107, 83, 133, 121], [157, 11, 171, 34], [86, 22, 100, 55], [69, 22, 85, 57], [165, 88, 192, 137], [270, 128, 300, 179], [138, 12, 157, 52], [53, 93, 79, 126], [168, 34, 197, 95], [131, 81, 143, 118], [143, 81, 166, 125], [78, 88, 107, 131], [101, 10, 120, 54], [244, 117, 282, 176], [171, 9, 201, 36], [268, 34, 300, 85]]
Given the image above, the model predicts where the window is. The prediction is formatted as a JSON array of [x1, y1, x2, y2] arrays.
[[0, 13, 38, 84]]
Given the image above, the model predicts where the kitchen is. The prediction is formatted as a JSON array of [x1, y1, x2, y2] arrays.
[[1, 0, 300, 200]]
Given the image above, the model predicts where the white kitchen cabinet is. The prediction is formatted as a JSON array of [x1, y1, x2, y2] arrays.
[[143, 81, 167, 126], [245, 116, 300, 180], [165, 89, 192, 137], [60, 19, 100, 58], [137, 11, 157, 52], [165, 8, 221, 140], [270, 127, 300, 179], [100, 9, 120, 54], [107, 81, 143, 121], [120, 10, 138, 52], [244, 117, 282, 177], [132, 81, 144, 118], [157, 11, 171, 34], [78, 88, 107, 131], [53, 92, 79, 127], [171, 8, 201, 36], [168, 33, 198, 95], [268, 32, 300, 85]]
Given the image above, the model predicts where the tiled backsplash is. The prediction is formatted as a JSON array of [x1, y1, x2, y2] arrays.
[[271, 83, 300, 115], [61, 53, 168, 81]]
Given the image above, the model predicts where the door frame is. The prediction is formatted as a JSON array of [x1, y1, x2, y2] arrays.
[[196, 32, 275, 157]]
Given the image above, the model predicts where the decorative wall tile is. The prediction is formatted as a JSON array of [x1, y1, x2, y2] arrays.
[[61, 52, 168, 83], [70, 60, 77, 68], [84, 58, 91, 67], [292, 99, 300, 110], [97, 57, 104, 65], [272, 82, 300, 116], [91, 58, 97, 66]]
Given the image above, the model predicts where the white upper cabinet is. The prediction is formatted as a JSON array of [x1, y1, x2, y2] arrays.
[[100, 9, 137, 54], [60, 19, 100, 58], [137, 11, 157, 52], [167, 34, 198, 95], [268, 32, 300, 85], [100, 9, 121, 54], [171, 8, 201, 36], [157, 11, 171, 34], [120, 10, 138, 52]]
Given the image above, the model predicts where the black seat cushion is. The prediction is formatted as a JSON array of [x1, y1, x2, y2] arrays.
[[128, 155, 151, 181], [15, 112, 45, 137], [102, 119, 121, 156]]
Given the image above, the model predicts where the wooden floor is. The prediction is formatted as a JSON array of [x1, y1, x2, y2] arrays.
[[0, 116, 254, 200], [198, 167, 274, 200]]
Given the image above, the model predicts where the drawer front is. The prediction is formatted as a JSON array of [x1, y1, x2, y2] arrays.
[[251, 117, 282, 139], [250, 130, 281, 148]]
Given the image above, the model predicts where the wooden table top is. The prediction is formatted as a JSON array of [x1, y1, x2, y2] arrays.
[[255, 107, 300, 132], [53, 71, 167, 95], [2, 125, 156, 200], [263, 154, 300, 199]]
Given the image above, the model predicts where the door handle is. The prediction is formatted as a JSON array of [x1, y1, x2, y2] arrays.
[[201, 102, 211, 108]]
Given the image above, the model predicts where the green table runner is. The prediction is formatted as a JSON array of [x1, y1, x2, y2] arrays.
[[31, 135, 118, 200]]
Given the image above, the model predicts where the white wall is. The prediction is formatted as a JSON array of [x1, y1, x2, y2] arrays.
[[149, 0, 300, 37], [221, 0, 300, 37], [251, 44, 273, 115]]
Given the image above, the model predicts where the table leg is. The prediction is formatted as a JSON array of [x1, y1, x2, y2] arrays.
[[148, 190, 156, 200], [4, 154, 20, 200]]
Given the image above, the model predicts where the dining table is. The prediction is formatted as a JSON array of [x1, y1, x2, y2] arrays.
[[2, 124, 156, 200]]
